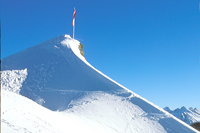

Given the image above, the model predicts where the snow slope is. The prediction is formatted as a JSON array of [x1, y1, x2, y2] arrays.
[[1, 35, 199, 132], [164, 107, 200, 125], [1, 90, 120, 133]]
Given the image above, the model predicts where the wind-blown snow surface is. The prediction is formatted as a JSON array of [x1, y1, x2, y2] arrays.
[[164, 107, 200, 125], [1, 69, 27, 94], [1, 35, 199, 133]]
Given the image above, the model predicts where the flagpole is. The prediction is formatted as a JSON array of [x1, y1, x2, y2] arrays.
[[72, 8, 76, 39], [73, 19, 75, 39]]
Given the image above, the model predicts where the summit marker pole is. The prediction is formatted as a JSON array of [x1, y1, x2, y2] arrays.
[[73, 20, 75, 39], [72, 8, 76, 39]]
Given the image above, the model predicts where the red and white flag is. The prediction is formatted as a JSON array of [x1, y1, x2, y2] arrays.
[[72, 8, 76, 27]]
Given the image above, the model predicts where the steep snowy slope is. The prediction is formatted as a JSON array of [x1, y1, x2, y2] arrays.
[[2, 35, 128, 110], [1, 35, 199, 133], [164, 107, 200, 125]]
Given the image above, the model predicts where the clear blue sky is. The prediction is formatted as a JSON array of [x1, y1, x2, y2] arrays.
[[1, 0, 200, 109]]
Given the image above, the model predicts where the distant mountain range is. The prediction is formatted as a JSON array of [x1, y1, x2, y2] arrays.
[[164, 106, 200, 125]]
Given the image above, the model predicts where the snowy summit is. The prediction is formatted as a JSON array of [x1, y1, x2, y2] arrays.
[[1, 35, 199, 133]]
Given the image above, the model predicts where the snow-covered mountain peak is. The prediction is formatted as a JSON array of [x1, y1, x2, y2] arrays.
[[37, 34, 85, 61], [181, 106, 189, 111], [2, 35, 127, 110], [60, 34, 79, 48], [173, 106, 190, 113], [60, 34, 85, 61], [2, 35, 199, 132], [164, 106, 170, 109]]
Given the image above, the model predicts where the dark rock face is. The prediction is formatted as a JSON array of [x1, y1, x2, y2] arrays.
[[191, 122, 200, 131]]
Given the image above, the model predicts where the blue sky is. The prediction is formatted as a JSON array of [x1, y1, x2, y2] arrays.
[[1, 0, 200, 109]]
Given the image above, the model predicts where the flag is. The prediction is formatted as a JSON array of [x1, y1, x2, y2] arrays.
[[72, 8, 76, 27]]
